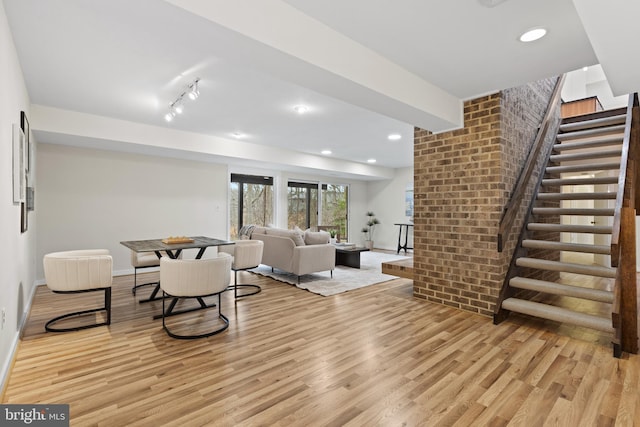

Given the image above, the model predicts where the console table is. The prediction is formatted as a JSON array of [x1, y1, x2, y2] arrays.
[[394, 223, 413, 254]]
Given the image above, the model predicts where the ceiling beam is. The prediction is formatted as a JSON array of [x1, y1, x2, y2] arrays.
[[164, 0, 463, 132], [30, 105, 397, 180]]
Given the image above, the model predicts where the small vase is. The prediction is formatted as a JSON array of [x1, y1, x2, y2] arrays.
[[364, 240, 373, 250]]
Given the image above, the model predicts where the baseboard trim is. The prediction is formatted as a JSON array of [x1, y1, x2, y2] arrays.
[[0, 332, 19, 401], [1, 280, 44, 399]]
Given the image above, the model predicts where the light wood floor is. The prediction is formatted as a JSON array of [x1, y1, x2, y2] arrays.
[[3, 269, 640, 426]]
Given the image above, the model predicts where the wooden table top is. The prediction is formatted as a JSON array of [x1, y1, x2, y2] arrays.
[[120, 235, 234, 252]]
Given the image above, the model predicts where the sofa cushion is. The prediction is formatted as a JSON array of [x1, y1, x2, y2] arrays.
[[251, 226, 268, 235], [304, 230, 330, 245], [267, 228, 306, 246]]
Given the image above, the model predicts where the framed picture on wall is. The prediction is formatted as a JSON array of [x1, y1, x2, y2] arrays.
[[21, 201, 28, 233], [12, 123, 24, 204], [27, 186, 34, 211], [21, 111, 31, 173]]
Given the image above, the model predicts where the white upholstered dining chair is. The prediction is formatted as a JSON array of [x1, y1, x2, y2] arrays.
[[159, 253, 232, 339], [43, 249, 113, 332], [130, 250, 182, 295], [218, 240, 264, 298]]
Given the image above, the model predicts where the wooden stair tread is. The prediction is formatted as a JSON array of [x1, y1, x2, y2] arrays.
[[550, 148, 622, 163], [546, 162, 620, 174], [509, 277, 614, 303], [553, 135, 623, 151], [541, 176, 618, 186], [502, 298, 614, 333], [556, 124, 625, 141], [537, 192, 615, 200], [516, 257, 617, 278], [521, 239, 610, 254], [559, 114, 626, 132], [527, 223, 612, 234], [532, 207, 614, 216]]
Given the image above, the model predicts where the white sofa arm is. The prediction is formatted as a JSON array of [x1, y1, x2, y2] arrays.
[[252, 233, 295, 272], [292, 244, 336, 276]]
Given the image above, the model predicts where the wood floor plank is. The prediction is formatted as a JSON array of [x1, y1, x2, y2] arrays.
[[2, 266, 640, 426]]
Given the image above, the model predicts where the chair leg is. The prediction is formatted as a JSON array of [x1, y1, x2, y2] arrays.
[[230, 270, 261, 299], [162, 292, 229, 339], [132, 267, 160, 295], [105, 287, 112, 325], [45, 287, 112, 332]]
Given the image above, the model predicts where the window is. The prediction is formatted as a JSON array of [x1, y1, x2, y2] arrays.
[[321, 183, 348, 239], [287, 181, 318, 230], [230, 174, 273, 239]]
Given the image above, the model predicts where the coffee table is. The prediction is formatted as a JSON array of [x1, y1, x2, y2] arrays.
[[335, 247, 370, 268]]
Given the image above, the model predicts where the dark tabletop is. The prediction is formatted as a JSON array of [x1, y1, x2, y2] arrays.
[[120, 235, 234, 252]]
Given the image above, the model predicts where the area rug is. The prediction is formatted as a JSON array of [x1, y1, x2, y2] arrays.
[[250, 251, 410, 296]]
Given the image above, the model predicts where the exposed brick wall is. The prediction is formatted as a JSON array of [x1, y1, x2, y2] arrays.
[[413, 77, 560, 317]]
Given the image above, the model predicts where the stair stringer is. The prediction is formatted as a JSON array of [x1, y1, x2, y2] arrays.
[[494, 116, 563, 323]]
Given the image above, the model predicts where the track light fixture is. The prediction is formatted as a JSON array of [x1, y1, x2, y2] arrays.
[[188, 80, 200, 100], [164, 78, 200, 122]]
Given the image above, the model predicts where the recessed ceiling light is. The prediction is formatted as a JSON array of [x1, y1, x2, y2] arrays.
[[519, 28, 547, 43], [293, 105, 309, 114], [583, 66, 589, 72], [321, 150, 332, 155], [367, 158, 377, 164], [388, 133, 401, 141]]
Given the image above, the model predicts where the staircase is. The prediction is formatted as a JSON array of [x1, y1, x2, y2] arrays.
[[495, 106, 630, 354]]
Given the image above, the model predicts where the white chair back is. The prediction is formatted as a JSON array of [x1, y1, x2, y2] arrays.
[[160, 253, 231, 298], [220, 240, 264, 270], [43, 249, 112, 292]]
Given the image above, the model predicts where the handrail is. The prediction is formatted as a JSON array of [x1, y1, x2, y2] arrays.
[[497, 75, 566, 252], [610, 92, 639, 355], [610, 93, 639, 266]]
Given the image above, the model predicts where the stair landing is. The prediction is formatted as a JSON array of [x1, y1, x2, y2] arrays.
[[382, 258, 413, 280]]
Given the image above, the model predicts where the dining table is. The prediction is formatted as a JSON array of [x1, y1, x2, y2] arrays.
[[120, 235, 234, 318]]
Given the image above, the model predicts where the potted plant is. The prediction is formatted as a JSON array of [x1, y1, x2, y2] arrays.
[[329, 229, 337, 244], [362, 211, 380, 249]]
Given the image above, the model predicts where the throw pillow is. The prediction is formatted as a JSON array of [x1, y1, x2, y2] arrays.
[[267, 228, 306, 246], [304, 230, 330, 245]]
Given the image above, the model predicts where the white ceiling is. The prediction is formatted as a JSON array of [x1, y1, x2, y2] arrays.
[[3, 0, 638, 180]]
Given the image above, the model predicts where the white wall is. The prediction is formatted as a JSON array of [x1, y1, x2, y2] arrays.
[[562, 65, 628, 109], [0, 1, 35, 392], [36, 143, 230, 277], [366, 167, 413, 251], [36, 143, 382, 280]]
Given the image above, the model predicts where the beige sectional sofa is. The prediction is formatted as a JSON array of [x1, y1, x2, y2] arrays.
[[250, 226, 336, 282]]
